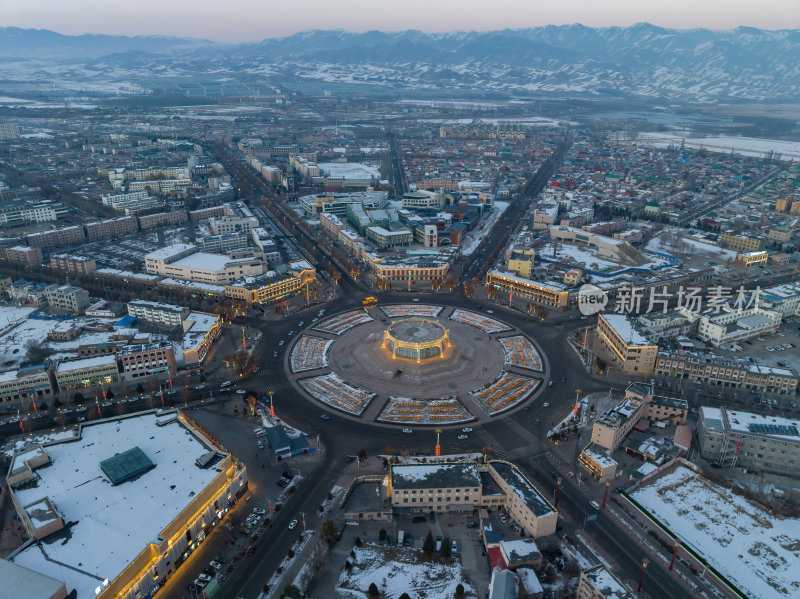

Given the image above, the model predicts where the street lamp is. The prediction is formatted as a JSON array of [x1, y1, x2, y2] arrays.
[[268, 390, 275, 418]]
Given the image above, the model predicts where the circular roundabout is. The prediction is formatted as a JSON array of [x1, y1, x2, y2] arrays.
[[287, 304, 548, 426]]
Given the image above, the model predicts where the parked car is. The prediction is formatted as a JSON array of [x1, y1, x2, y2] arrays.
[[210, 560, 224, 571], [590, 500, 601, 510], [402, 428, 413, 434], [543, 402, 550, 408], [194, 578, 209, 589], [257, 441, 264, 450]]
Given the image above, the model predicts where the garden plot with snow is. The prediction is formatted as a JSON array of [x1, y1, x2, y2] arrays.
[[337, 544, 475, 599], [631, 465, 800, 599]]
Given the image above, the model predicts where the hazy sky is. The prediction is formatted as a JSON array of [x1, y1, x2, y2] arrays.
[[4, 0, 799, 42]]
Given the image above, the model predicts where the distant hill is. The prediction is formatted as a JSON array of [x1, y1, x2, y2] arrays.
[[1, 24, 798, 102]]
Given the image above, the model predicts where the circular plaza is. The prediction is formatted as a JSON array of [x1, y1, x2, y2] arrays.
[[287, 304, 548, 426]]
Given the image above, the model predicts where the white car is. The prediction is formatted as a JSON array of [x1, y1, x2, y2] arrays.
[[257, 441, 264, 450], [197, 573, 212, 583], [462, 427, 473, 433], [194, 578, 209, 589], [288, 519, 298, 530], [543, 402, 550, 408], [457, 434, 468, 440], [402, 428, 413, 434]]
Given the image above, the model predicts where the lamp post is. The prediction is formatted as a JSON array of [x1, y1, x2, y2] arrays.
[[601, 480, 610, 509], [638, 558, 650, 594], [435, 428, 442, 457], [669, 538, 681, 571], [268, 390, 275, 418], [554, 477, 563, 508]]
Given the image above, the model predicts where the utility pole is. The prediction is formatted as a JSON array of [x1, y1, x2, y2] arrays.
[[435, 428, 442, 457], [554, 477, 562, 508], [268, 390, 275, 418], [601, 480, 610, 509], [300, 511, 306, 532]]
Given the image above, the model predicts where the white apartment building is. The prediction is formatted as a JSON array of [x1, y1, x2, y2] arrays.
[[686, 307, 781, 347], [127, 300, 189, 327], [44, 285, 90, 314]]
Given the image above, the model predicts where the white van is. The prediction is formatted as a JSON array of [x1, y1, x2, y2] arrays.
[[221, 381, 232, 388]]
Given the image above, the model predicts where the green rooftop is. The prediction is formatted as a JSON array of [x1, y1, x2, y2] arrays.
[[100, 446, 155, 485]]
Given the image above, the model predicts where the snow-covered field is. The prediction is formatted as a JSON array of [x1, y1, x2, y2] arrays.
[[634, 133, 800, 160], [542, 242, 668, 273], [337, 544, 475, 599], [646, 234, 736, 261], [631, 465, 800, 599]]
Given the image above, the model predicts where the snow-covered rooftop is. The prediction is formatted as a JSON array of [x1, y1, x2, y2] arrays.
[[391, 462, 480, 490], [10, 413, 221, 599]]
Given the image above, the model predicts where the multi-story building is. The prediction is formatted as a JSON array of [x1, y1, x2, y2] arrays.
[[635, 311, 693, 344], [507, 250, 535, 280], [389, 460, 557, 538], [181, 312, 222, 365], [365, 226, 413, 250], [4, 245, 42, 267], [596, 313, 658, 374], [224, 261, 316, 305], [0, 198, 66, 226], [767, 228, 793, 244], [719, 231, 763, 253], [137, 210, 187, 229], [144, 244, 265, 285], [84, 216, 138, 241], [208, 214, 259, 235], [7, 280, 50, 305], [688, 306, 780, 347], [697, 406, 800, 475], [577, 565, 635, 599], [298, 191, 388, 216], [0, 122, 20, 140], [485, 270, 569, 309], [0, 366, 54, 403], [54, 355, 119, 390], [24, 226, 85, 251], [198, 231, 250, 253], [44, 285, 90, 314], [49, 254, 97, 275], [127, 179, 192, 193], [401, 190, 445, 210], [734, 250, 769, 267], [590, 384, 687, 452], [655, 351, 799, 394], [117, 341, 177, 381], [417, 179, 458, 192], [127, 300, 189, 327], [761, 282, 800, 317], [189, 205, 226, 221], [5, 412, 248, 599]]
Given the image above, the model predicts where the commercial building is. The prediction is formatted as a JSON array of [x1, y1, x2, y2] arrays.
[[44, 285, 90, 314], [54, 355, 119, 390], [181, 312, 222, 365], [507, 250, 535, 280], [0, 366, 54, 403], [145, 244, 265, 285], [401, 190, 445, 210], [389, 460, 557, 538], [0, 559, 68, 599], [127, 300, 189, 327], [485, 270, 569, 309], [208, 214, 259, 235], [596, 313, 658, 374], [224, 261, 316, 305], [577, 565, 635, 599], [697, 407, 800, 475], [25, 226, 85, 251], [734, 250, 769, 267], [656, 351, 799, 394], [590, 384, 688, 452], [49, 254, 97, 275], [117, 341, 177, 381], [4, 245, 42, 267], [365, 225, 413, 250], [298, 191, 388, 216], [577, 444, 618, 482], [6, 412, 247, 599]]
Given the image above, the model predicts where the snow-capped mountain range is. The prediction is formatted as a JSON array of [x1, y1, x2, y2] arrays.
[[1, 23, 798, 102]]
